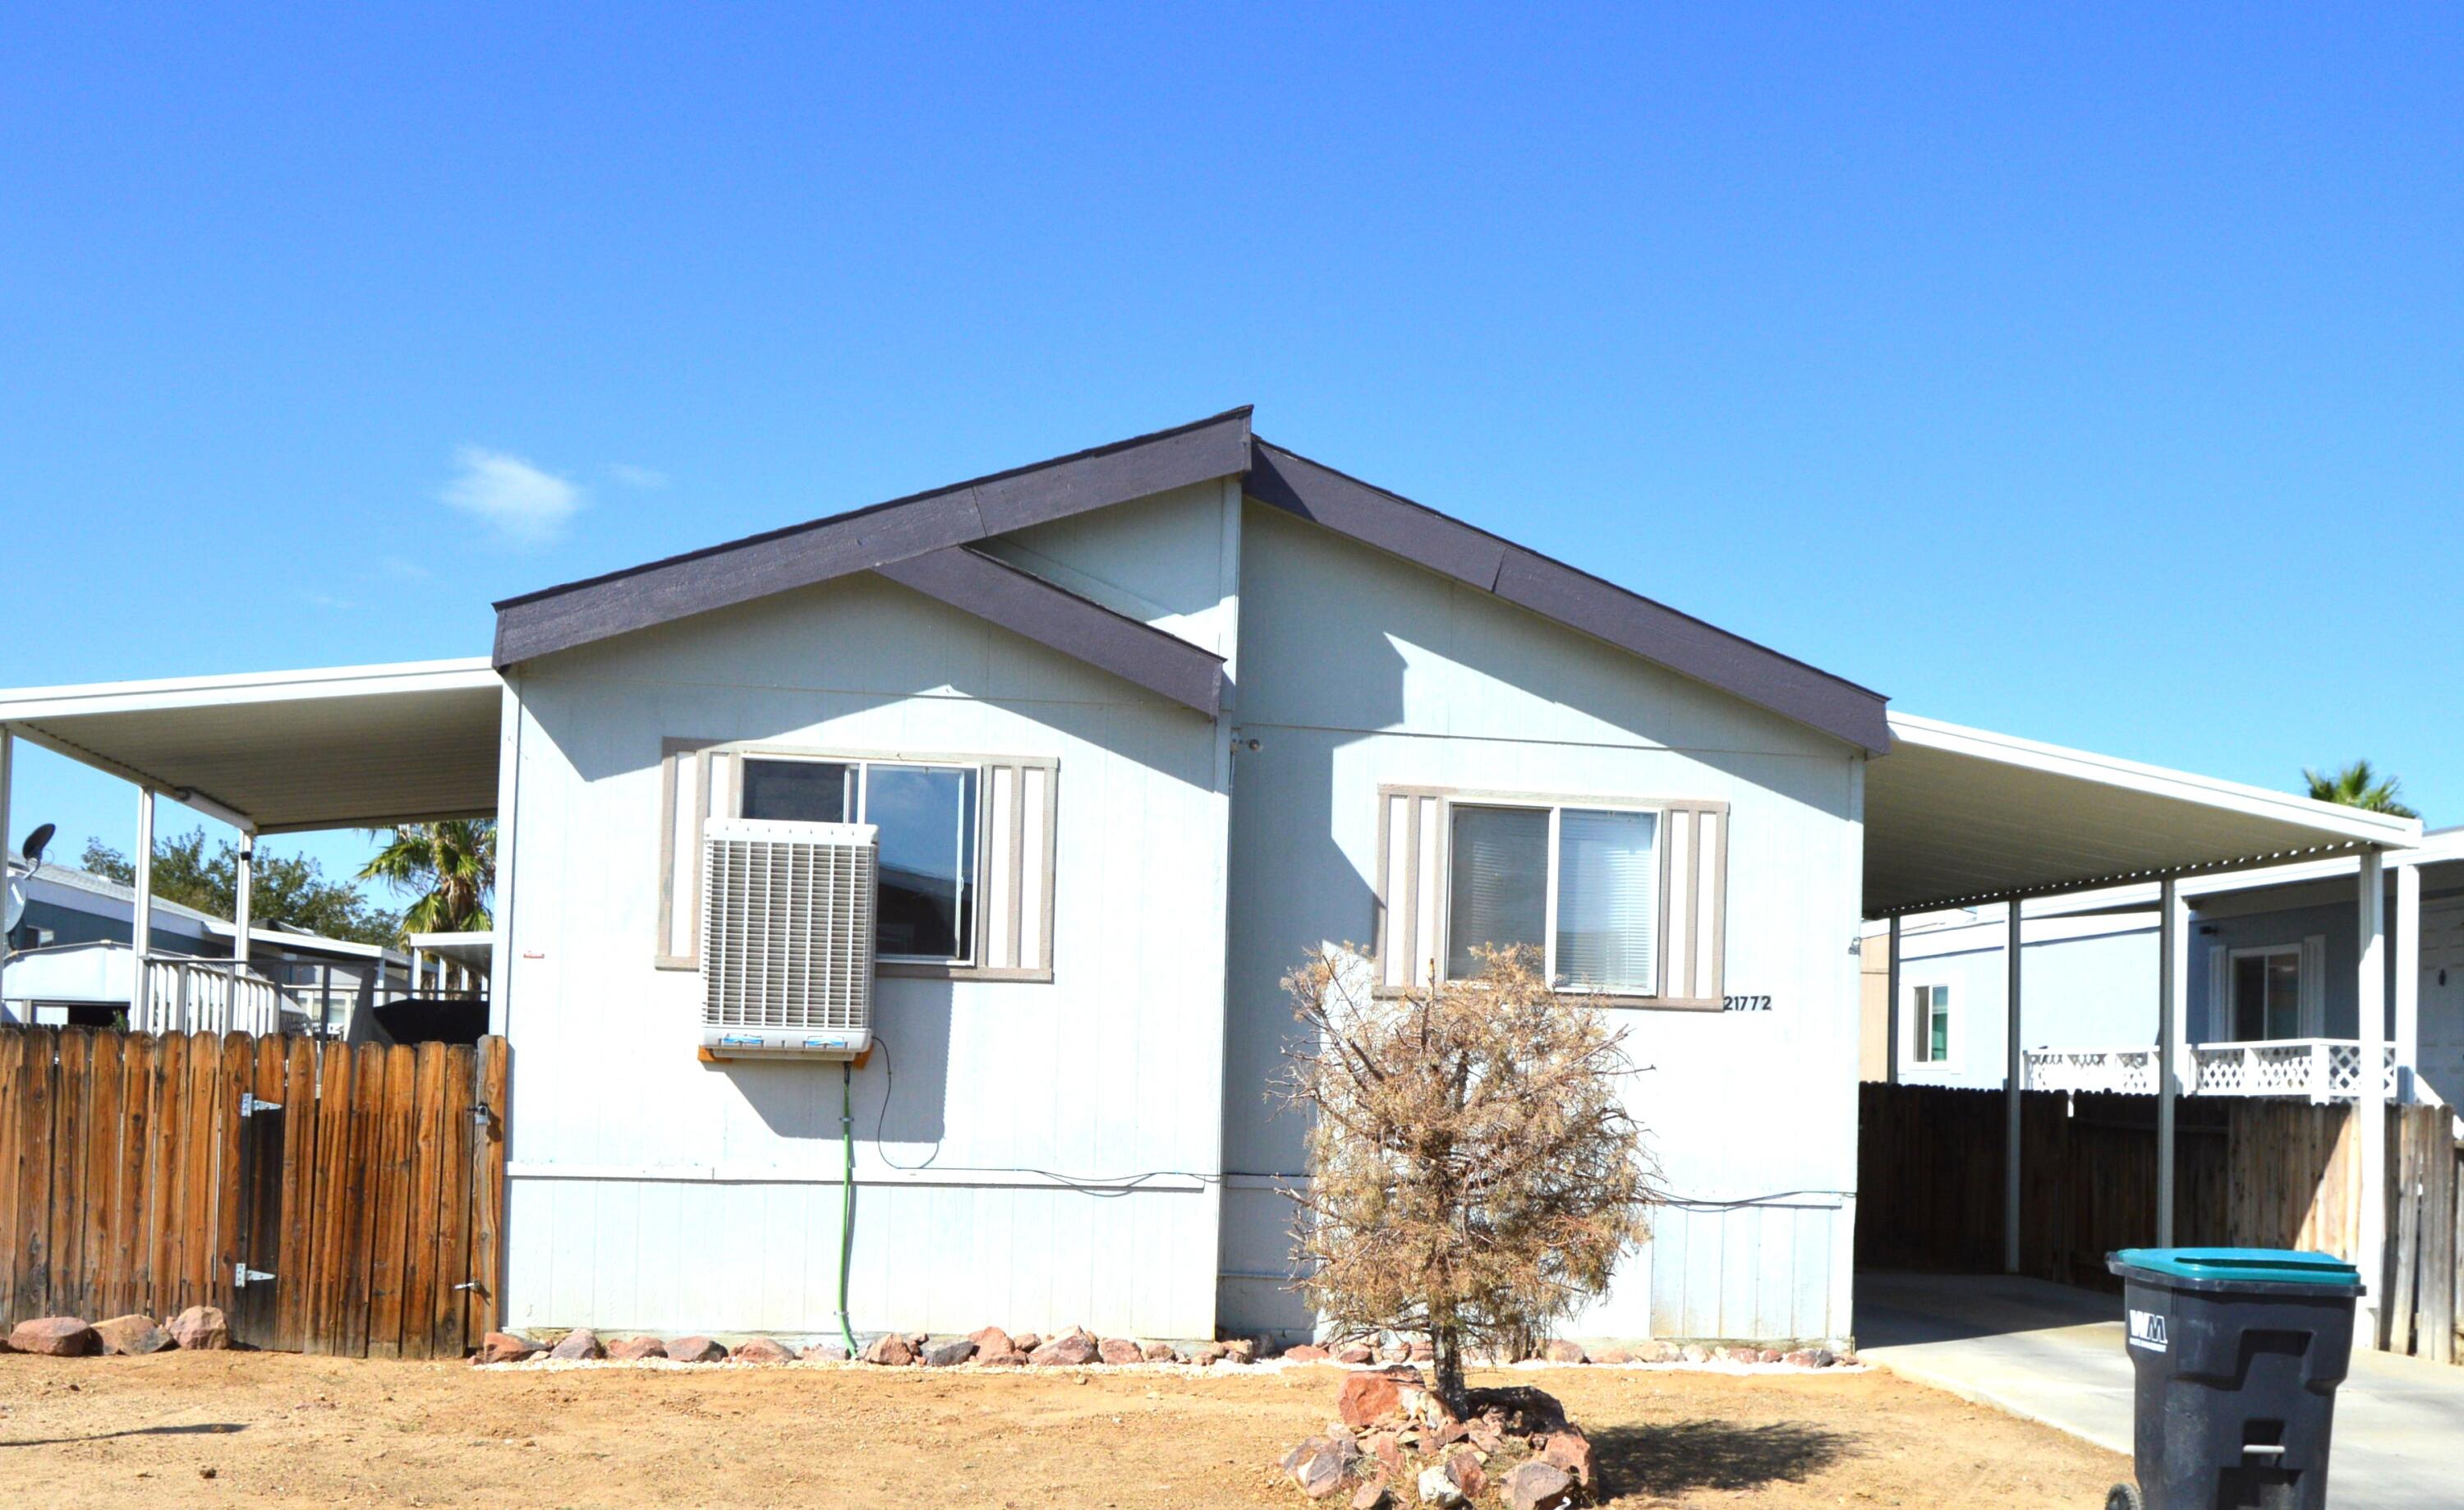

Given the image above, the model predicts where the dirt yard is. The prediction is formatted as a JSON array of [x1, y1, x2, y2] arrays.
[[0, 1351, 2124, 1508]]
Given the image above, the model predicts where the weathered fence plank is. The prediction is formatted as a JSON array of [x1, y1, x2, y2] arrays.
[[0, 1026, 508, 1358]]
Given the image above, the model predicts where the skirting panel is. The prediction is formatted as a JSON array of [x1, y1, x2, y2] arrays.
[[507, 1175, 1218, 1340]]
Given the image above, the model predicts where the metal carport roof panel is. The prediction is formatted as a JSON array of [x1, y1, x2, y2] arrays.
[[0, 658, 503, 834], [1866, 713, 2420, 915]]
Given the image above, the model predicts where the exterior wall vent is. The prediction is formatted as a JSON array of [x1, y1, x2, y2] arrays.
[[699, 817, 876, 1059]]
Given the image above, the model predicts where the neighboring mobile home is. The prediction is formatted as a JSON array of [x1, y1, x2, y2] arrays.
[[1863, 830, 2464, 1107]]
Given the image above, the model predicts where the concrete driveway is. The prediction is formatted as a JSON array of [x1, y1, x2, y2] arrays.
[[1857, 1271, 2464, 1510]]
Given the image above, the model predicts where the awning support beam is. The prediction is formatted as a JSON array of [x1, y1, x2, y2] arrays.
[[2357, 848, 2388, 1347], [2157, 878, 2186, 1245], [232, 835, 253, 970], [2003, 895, 2023, 1274], [132, 786, 155, 968], [1884, 914, 1902, 1085]]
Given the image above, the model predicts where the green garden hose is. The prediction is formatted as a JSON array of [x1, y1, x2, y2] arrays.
[[838, 1060, 859, 1356]]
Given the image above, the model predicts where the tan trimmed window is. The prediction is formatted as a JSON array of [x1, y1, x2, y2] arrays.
[[1375, 786, 1727, 1008], [658, 742, 1055, 980]]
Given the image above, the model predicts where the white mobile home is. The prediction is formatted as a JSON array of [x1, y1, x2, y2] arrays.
[[1, 409, 2419, 1349]]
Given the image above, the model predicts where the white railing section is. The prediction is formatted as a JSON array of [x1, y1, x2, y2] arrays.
[[139, 955, 307, 1038], [2022, 1038, 2401, 1104]]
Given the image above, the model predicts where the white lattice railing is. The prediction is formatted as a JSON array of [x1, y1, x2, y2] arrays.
[[2022, 1039, 2400, 1104], [139, 955, 306, 1038]]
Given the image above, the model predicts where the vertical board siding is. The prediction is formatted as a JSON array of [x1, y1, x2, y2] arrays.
[[0, 1026, 507, 1358]]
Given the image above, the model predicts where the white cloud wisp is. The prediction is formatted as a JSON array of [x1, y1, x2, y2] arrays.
[[441, 446, 584, 545]]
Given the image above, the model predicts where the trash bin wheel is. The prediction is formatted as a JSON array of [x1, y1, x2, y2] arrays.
[[2103, 1484, 2143, 1510]]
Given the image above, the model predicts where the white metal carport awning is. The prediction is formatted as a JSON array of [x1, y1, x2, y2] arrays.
[[0, 657, 503, 834], [1866, 712, 2421, 915]]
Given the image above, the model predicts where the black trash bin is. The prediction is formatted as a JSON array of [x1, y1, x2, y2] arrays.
[[2103, 1247, 2364, 1510]]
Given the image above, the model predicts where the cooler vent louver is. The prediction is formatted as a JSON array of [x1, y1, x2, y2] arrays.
[[699, 817, 877, 1058]]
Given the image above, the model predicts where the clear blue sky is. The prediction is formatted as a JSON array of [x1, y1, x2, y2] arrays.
[[7, 6, 2458, 894]]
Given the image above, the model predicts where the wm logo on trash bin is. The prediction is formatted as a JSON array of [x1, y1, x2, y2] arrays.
[[2126, 1308, 2169, 1353]]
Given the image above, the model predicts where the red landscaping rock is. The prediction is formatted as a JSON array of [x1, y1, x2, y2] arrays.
[[549, 1328, 604, 1361], [1783, 1347, 1835, 1369], [1541, 1338, 1587, 1364], [1280, 1434, 1361, 1499], [1028, 1333, 1098, 1366], [1189, 1341, 1228, 1365], [474, 1331, 538, 1365], [1010, 1331, 1041, 1354], [857, 1333, 913, 1366], [733, 1337, 797, 1364], [1379, 1341, 1410, 1363], [1445, 1446, 1488, 1500], [668, 1336, 728, 1363], [802, 1342, 850, 1363], [1541, 1426, 1595, 1487], [1502, 1459, 1577, 1510], [922, 1338, 976, 1368], [977, 1350, 1029, 1368], [93, 1314, 172, 1356], [605, 1337, 666, 1361], [1097, 1337, 1143, 1365], [1221, 1338, 1255, 1365], [1335, 1342, 1375, 1365], [1336, 1366, 1426, 1429], [1349, 1479, 1389, 1509], [1141, 1340, 1176, 1362], [1408, 1342, 1432, 1362], [1283, 1342, 1332, 1362], [968, 1325, 1015, 1356], [168, 1305, 230, 1351], [1365, 1430, 1405, 1482], [10, 1317, 98, 1357], [1592, 1347, 1632, 1365]]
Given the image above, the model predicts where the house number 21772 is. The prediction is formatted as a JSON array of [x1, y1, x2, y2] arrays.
[[1722, 995, 1772, 1013]]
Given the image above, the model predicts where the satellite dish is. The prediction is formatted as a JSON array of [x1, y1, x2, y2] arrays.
[[7, 823, 55, 937]]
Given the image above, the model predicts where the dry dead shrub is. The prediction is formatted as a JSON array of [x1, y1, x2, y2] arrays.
[[1277, 945, 1659, 1414]]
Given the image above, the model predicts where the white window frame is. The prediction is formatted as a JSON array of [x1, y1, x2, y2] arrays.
[[735, 753, 981, 969], [1437, 793, 1662, 1000], [2225, 942, 2313, 1041], [1908, 983, 1953, 1068]]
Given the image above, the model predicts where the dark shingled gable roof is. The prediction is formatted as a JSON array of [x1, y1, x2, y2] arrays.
[[491, 409, 1891, 752]]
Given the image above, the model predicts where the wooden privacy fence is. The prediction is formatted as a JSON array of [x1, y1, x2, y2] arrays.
[[0, 1026, 508, 1359], [1857, 1083, 2368, 1291], [2388, 1104, 2462, 1365]]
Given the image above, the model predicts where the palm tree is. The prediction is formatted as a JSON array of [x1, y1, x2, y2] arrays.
[[358, 819, 496, 937], [2302, 760, 2420, 820]]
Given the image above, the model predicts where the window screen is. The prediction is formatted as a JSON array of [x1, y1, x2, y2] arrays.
[[1446, 805, 1548, 978], [740, 759, 853, 824], [1553, 809, 1657, 992]]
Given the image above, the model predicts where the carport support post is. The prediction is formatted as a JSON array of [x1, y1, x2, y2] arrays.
[[131, 785, 155, 964], [2003, 895, 2023, 1274], [0, 727, 11, 975], [2395, 861, 2421, 1098], [2358, 846, 2388, 1347], [232, 832, 254, 969], [2157, 877, 2186, 1245], [1885, 914, 1902, 1084]]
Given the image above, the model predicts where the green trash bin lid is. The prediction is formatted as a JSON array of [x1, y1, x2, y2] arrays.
[[2108, 1246, 2361, 1289]]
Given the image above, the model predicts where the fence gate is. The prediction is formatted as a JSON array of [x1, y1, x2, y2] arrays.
[[0, 1026, 508, 1359]]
